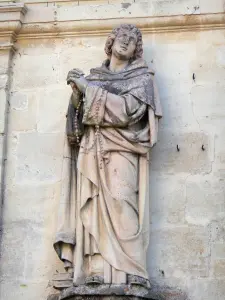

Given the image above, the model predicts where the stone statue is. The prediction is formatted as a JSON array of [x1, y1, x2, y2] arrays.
[[53, 24, 162, 292]]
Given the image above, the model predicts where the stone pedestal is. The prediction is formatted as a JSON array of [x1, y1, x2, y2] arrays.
[[48, 284, 160, 300]]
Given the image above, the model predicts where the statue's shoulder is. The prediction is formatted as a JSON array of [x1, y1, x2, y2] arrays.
[[134, 58, 155, 76]]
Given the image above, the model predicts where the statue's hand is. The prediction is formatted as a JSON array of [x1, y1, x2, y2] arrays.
[[67, 69, 88, 93], [67, 68, 85, 81]]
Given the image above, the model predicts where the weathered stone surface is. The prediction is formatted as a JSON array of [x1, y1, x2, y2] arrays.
[[0, 89, 7, 133], [50, 296, 156, 300], [57, 285, 160, 300], [187, 279, 225, 300], [149, 173, 187, 227], [0, 52, 10, 75], [0, 134, 4, 187], [185, 175, 225, 225], [15, 132, 64, 183], [9, 91, 37, 131], [191, 85, 225, 128], [20, 0, 225, 25], [200, 0, 225, 13], [0, 182, 63, 293], [0, 281, 53, 300], [151, 131, 214, 174], [12, 50, 59, 89], [148, 225, 210, 278], [36, 86, 70, 133], [0, 74, 8, 88], [151, 0, 200, 16], [59, 297, 153, 300]]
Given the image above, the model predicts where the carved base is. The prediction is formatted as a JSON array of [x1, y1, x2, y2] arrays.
[[48, 284, 160, 300], [52, 297, 154, 300], [49, 297, 156, 300]]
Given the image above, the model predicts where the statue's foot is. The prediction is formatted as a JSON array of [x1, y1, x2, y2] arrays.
[[127, 275, 150, 288], [85, 275, 104, 285]]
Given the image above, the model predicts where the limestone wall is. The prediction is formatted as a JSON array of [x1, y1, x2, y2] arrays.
[[0, 1, 225, 300]]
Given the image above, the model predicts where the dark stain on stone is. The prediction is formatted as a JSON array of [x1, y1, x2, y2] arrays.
[[121, 3, 131, 9]]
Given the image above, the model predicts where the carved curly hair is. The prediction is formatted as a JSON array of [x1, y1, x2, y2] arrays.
[[104, 24, 143, 60]]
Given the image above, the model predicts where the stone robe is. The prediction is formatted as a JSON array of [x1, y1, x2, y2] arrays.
[[54, 59, 162, 285]]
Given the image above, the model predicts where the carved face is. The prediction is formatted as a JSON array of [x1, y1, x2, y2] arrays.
[[111, 30, 137, 61]]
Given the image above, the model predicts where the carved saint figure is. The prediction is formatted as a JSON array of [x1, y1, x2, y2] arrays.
[[54, 24, 162, 287]]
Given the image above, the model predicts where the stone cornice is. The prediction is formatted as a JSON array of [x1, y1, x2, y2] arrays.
[[0, 3, 27, 51], [0, 3, 27, 15], [0, 43, 16, 52], [0, 3, 225, 40], [17, 12, 225, 39]]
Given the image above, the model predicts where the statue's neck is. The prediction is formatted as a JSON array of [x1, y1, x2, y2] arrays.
[[109, 55, 129, 73]]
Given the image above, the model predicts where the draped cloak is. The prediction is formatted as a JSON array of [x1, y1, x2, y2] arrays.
[[54, 58, 162, 285]]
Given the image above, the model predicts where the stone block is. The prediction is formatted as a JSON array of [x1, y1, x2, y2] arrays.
[[1, 182, 62, 282], [147, 38, 200, 132], [210, 218, 225, 243], [9, 91, 37, 131], [211, 243, 225, 260], [56, 2, 151, 21], [186, 32, 225, 120], [15, 132, 64, 183], [0, 3, 27, 22], [58, 285, 158, 300], [108, 0, 134, 3], [150, 131, 214, 174], [187, 279, 225, 300], [24, 5, 56, 23], [23, 0, 75, 3], [0, 134, 3, 180], [208, 220, 225, 278], [58, 38, 105, 84], [158, 91, 199, 132], [78, 0, 108, 5], [149, 173, 186, 227], [211, 260, 225, 278], [216, 46, 225, 67], [0, 220, 32, 280], [148, 225, 210, 278], [10, 91, 28, 110], [200, 0, 225, 13], [0, 52, 10, 75], [12, 48, 59, 89], [0, 88, 6, 133], [193, 33, 216, 70], [214, 128, 225, 172], [4, 182, 60, 224], [0, 74, 8, 89], [191, 85, 225, 132], [185, 175, 225, 225], [0, 281, 52, 300], [150, 40, 197, 82], [151, 0, 200, 16], [36, 86, 71, 133]]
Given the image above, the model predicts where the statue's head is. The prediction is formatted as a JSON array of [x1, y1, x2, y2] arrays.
[[105, 24, 143, 62]]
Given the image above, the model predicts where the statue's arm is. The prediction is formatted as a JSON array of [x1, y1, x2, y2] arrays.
[[103, 92, 146, 126], [70, 83, 82, 108], [83, 85, 146, 127]]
